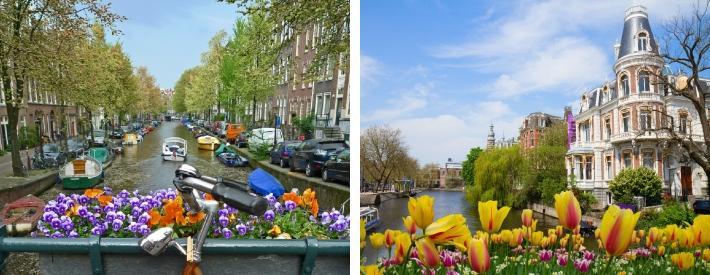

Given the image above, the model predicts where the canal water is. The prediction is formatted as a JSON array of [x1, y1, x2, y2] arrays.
[[42, 121, 250, 199], [362, 190, 567, 264]]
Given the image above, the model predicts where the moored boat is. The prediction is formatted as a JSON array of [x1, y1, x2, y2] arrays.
[[197, 135, 221, 151], [162, 137, 187, 161], [122, 133, 141, 145], [60, 157, 103, 189], [360, 206, 380, 231], [217, 152, 249, 167], [0, 195, 45, 236], [247, 168, 284, 197]]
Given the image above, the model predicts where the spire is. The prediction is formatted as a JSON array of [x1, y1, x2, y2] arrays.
[[486, 123, 495, 150], [616, 5, 658, 60]]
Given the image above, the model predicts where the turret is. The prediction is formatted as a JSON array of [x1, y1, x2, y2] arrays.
[[616, 5, 658, 61]]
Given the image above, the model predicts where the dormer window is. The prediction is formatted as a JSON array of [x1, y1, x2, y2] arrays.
[[637, 32, 648, 51], [638, 71, 650, 93]]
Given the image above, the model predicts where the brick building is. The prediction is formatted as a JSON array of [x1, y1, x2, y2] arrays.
[[566, 5, 709, 207], [519, 112, 563, 149]]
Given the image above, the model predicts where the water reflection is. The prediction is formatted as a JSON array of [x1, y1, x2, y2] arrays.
[[44, 121, 250, 199], [362, 190, 566, 264]]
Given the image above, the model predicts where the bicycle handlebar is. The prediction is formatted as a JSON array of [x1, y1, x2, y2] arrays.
[[173, 173, 267, 216]]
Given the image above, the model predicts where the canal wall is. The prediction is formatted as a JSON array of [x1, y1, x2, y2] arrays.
[[0, 172, 58, 207], [528, 202, 600, 227], [229, 145, 350, 212]]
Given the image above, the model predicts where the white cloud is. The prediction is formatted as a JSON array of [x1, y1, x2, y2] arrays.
[[363, 82, 434, 122], [361, 55, 385, 84]]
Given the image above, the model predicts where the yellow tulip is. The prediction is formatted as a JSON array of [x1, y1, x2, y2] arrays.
[[665, 224, 679, 243], [598, 205, 640, 256], [384, 229, 399, 248], [393, 232, 411, 264], [703, 248, 710, 262], [425, 214, 471, 244], [521, 209, 533, 227], [540, 236, 550, 249], [692, 215, 710, 246], [402, 216, 417, 235], [638, 229, 645, 239], [510, 228, 524, 247], [547, 233, 557, 247], [657, 245, 665, 256], [556, 225, 564, 237], [408, 196, 434, 229], [670, 252, 694, 271], [466, 237, 490, 273], [648, 227, 662, 246], [530, 231, 544, 246], [478, 200, 510, 233], [554, 191, 582, 230], [360, 219, 366, 249], [361, 265, 382, 275], [500, 229, 513, 244], [369, 233, 385, 249], [560, 236, 568, 248], [416, 238, 440, 268], [678, 228, 695, 248]]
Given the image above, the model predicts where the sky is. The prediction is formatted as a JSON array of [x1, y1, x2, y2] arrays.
[[106, 0, 241, 89], [361, 0, 698, 166]]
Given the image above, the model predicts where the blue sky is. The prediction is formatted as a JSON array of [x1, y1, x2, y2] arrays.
[[106, 1, 240, 88], [361, 0, 696, 165]]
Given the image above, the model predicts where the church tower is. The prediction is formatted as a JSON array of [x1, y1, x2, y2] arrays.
[[486, 124, 495, 150]]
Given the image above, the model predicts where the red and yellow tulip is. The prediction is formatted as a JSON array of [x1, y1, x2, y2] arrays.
[[665, 224, 679, 244], [478, 200, 510, 233], [384, 229, 399, 248], [554, 191, 581, 230], [521, 209, 533, 227], [416, 238, 440, 268], [393, 232, 411, 264], [362, 265, 383, 275], [647, 227, 662, 247], [670, 252, 694, 271], [425, 214, 471, 244], [598, 205, 640, 256], [408, 196, 434, 229], [466, 237, 490, 273], [403, 216, 417, 235], [692, 215, 710, 246]]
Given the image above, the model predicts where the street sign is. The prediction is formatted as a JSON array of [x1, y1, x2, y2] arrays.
[[274, 116, 281, 128]]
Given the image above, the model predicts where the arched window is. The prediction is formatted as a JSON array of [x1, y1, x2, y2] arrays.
[[638, 33, 648, 51], [620, 75, 630, 96], [638, 71, 650, 93]]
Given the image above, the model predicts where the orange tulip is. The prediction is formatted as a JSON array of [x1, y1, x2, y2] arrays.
[[402, 216, 417, 235], [84, 188, 103, 198], [554, 191, 582, 230], [425, 214, 471, 244], [416, 238, 440, 268], [393, 232, 411, 264], [466, 237, 490, 273], [384, 229, 399, 248], [478, 200, 510, 233], [521, 209, 533, 227], [670, 252, 694, 271], [598, 205, 640, 256], [408, 196, 435, 229]]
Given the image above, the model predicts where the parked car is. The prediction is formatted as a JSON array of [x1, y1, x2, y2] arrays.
[[66, 138, 87, 158], [235, 133, 249, 148], [226, 123, 245, 143], [269, 140, 302, 168], [693, 200, 710, 214], [322, 148, 349, 183], [248, 128, 284, 152], [109, 128, 124, 139], [289, 139, 349, 177], [41, 143, 67, 166]]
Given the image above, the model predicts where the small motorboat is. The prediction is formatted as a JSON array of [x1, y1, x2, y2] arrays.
[[194, 130, 208, 139], [247, 168, 284, 197], [0, 195, 45, 236], [197, 135, 221, 151], [123, 133, 142, 145], [214, 143, 235, 157], [360, 206, 381, 231], [60, 157, 103, 189], [217, 152, 249, 167], [87, 147, 111, 164], [162, 137, 187, 161]]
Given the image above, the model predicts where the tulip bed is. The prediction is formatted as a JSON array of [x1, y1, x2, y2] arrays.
[[32, 187, 350, 240], [360, 191, 710, 274]]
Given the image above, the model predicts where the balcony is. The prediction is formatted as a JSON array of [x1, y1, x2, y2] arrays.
[[618, 93, 663, 105]]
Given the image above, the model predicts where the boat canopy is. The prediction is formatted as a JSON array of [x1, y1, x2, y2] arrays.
[[215, 144, 236, 156], [248, 168, 284, 197]]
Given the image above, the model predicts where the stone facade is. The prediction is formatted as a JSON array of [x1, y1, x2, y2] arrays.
[[566, 5, 709, 208]]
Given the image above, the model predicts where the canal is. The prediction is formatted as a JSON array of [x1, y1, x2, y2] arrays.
[[362, 190, 577, 264], [43, 121, 251, 199]]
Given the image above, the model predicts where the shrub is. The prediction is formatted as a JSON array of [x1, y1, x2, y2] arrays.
[[253, 142, 272, 161], [636, 201, 696, 230], [608, 167, 662, 204]]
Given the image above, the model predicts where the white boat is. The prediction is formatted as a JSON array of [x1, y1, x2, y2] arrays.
[[162, 137, 187, 161], [360, 206, 380, 231]]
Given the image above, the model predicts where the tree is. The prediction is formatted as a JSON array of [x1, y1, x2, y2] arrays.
[[185, 31, 227, 116], [524, 122, 569, 204], [135, 66, 162, 118], [0, 1, 121, 176], [461, 147, 483, 185], [468, 146, 528, 207], [648, 0, 710, 195], [172, 68, 193, 114], [609, 167, 663, 204], [361, 125, 410, 190]]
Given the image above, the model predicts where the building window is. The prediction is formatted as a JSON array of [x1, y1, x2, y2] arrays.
[[620, 75, 630, 96], [606, 156, 612, 179], [640, 110, 652, 131], [623, 151, 632, 168], [580, 122, 590, 142], [638, 71, 650, 93], [585, 156, 593, 180], [575, 156, 583, 180], [679, 113, 688, 134], [638, 33, 648, 51], [622, 112, 630, 132], [605, 118, 611, 140], [643, 150, 654, 169]]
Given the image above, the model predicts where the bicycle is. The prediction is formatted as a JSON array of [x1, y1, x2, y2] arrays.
[[139, 164, 268, 275]]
